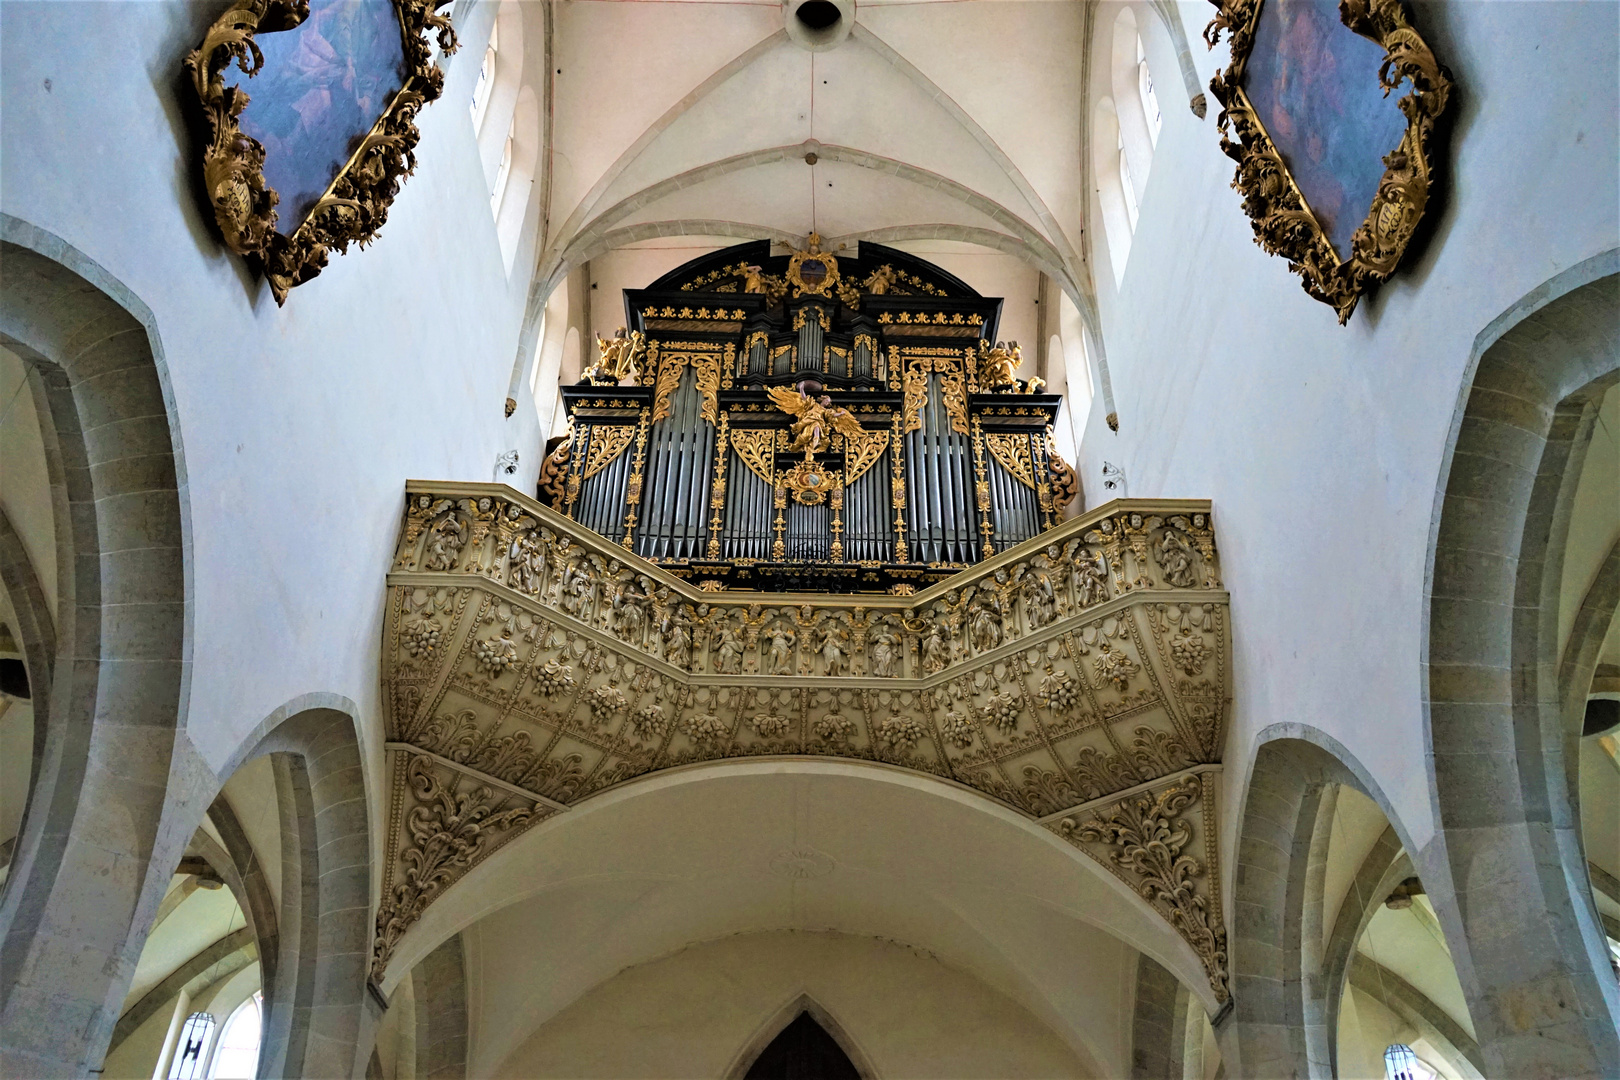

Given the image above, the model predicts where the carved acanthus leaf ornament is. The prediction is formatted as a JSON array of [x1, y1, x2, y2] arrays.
[[376, 483, 1233, 998]]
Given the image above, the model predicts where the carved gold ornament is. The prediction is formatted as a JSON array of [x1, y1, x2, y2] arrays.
[[985, 433, 1038, 490], [649, 347, 722, 425], [581, 425, 636, 480], [783, 232, 844, 298], [184, 0, 457, 305], [767, 385, 865, 460], [1204, 0, 1452, 323]]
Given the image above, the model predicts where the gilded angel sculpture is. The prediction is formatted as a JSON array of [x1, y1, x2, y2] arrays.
[[766, 384, 865, 459]]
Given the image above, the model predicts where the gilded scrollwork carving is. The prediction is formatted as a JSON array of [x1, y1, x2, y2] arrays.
[[185, 0, 457, 305], [1205, 0, 1452, 323]]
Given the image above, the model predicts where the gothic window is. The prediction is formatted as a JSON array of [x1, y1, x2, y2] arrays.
[[471, 20, 498, 131], [491, 120, 515, 215], [1382, 1042, 1441, 1080], [208, 992, 262, 1080], [743, 1012, 860, 1080], [1118, 123, 1140, 233], [1137, 35, 1162, 145], [166, 1012, 214, 1080]]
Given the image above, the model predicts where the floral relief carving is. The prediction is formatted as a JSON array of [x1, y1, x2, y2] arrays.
[[380, 486, 1231, 995], [373, 755, 538, 980], [1056, 778, 1228, 1001], [1093, 642, 1139, 691]]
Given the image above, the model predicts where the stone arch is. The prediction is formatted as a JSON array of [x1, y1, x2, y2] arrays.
[[1223, 726, 1420, 1080], [409, 934, 469, 1079], [1131, 952, 1198, 1079], [0, 220, 191, 1077], [723, 991, 877, 1080], [1424, 252, 1620, 1077], [221, 701, 375, 1080], [0, 505, 55, 853]]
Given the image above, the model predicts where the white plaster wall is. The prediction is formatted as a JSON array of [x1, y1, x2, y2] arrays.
[[1080, 1, 1620, 858], [0, 0, 550, 840], [489, 930, 1093, 1080]]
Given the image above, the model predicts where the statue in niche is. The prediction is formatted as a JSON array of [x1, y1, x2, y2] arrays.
[[423, 513, 468, 571], [818, 622, 850, 676], [969, 589, 1003, 654], [1022, 560, 1058, 630], [584, 327, 644, 385], [1071, 546, 1110, 609], [765, 622, 797, 675], [870, 625, 901, 677], [610, 573, 653, 643], [662, 604, 694, 670], [713, 617, 744, 674], [768, 384, 864, 460], [920, 622, 950, 674], [508, 529, 547, 596], [1154, 528, 1199, 588]]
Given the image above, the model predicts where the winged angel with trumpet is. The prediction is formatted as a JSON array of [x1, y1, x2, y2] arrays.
[[767, 385, 865, 460]]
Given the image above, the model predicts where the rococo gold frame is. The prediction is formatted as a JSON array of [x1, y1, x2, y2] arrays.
[[1204, 0, 1452, 323], [184, 0, 457, 305]]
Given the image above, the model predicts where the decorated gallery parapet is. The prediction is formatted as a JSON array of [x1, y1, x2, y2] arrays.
[[378, 482, 1233, 1002], [536, 239, 1079, 593]]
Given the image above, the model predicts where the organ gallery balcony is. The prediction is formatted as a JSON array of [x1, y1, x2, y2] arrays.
[[378, 480, 1232, 1001], [371, 240, 1234, 1005]]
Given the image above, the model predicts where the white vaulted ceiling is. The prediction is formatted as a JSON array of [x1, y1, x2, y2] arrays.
[[533, 0, 1088, 298]]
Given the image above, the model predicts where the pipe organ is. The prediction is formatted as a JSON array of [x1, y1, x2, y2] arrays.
[[540, 239, 1080, 594]]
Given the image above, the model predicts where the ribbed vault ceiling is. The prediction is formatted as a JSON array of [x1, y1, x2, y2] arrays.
[[535, 1, 1087, 297]]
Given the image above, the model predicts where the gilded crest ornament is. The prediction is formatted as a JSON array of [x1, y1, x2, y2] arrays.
[[184, 0, 457, 304], [1205, 0, 1452, 323], [784, 232, 844, 298]]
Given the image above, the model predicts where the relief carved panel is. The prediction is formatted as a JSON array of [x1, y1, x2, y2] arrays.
[[374, 483, 1233, 1000]]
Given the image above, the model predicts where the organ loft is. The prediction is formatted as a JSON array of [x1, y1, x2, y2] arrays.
[[537, 237, 1080, 593]]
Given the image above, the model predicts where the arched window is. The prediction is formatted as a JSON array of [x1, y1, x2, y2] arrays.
[[208, 992, 262, 1080], [490, 119, 515, 215], [470, 19, 498, 130], [1382, 1043, 1441, 1080], [167, 1012, 215, 1080], [1137, 35, 1162, 146], [1117, 124, 1139, 233]]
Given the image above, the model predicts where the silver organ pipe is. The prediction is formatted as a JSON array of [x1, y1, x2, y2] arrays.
[[554, 241, 1076, 592]]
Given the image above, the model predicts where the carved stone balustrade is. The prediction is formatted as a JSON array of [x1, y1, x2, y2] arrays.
[[376, 482, 1232, 1002]]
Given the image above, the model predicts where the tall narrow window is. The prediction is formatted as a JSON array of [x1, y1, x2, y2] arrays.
[[167, 1013, 215, 1080], [1137, 35, 1161, 145], [470, 21, 498, 130], [490, 120, 515, 215], [208, 993, 262, 1080], [1118, 125, 1139, 232]]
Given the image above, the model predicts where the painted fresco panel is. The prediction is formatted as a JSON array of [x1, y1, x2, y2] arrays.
[[1244, 0, 1409, 260], [229, 0, 408, 235]]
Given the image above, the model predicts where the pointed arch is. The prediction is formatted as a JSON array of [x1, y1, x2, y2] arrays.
[[724, 993, 876, 1080]]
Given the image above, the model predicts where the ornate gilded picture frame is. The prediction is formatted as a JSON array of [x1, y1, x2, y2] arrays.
[[185, 0, 457, 304], [1205, 0, 1452, 323]]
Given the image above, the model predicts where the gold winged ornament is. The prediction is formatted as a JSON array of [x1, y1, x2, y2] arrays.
[[767, 385, 864, 460]]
